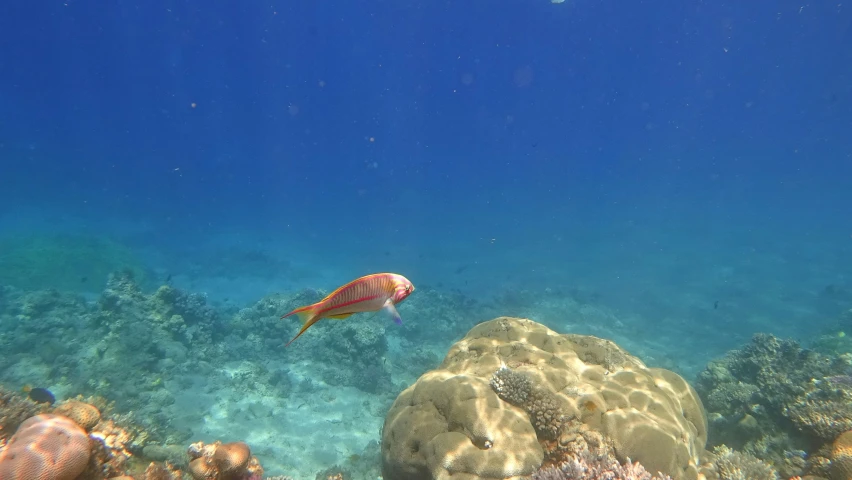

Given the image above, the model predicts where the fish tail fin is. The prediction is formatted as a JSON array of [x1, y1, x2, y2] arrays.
[[281, 303, 322, 347]]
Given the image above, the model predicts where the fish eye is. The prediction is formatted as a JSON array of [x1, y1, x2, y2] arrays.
[[405, 284, 411, 292]]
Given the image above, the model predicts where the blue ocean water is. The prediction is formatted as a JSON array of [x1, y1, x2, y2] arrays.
[[1, 1, 851, 479]]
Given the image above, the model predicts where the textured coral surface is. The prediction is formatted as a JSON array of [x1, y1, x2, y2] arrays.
[[0, 413, 91, 480], [53, 400, 101, 431], [381, 317, 709, 480], [710, 445, 778, 480], [696, 333, 852, 478], [831, 430, 852, 480]]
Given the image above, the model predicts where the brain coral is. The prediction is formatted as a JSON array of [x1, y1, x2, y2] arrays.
[[381, 317, 708, 480], [186, 440, 263, 480], [0, 414, 91, 480]]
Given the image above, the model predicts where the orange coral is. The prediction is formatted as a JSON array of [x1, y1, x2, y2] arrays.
[[214, 441, 251, 476], [53, 400, 101, 431], [832, 430, 852, 480], [186, 440, 263, 480], [0, 414, 91, 480]]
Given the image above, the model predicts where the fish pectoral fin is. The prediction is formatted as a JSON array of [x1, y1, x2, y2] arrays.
[[327, 313, 353, 320], [382, 299, 403, 325]]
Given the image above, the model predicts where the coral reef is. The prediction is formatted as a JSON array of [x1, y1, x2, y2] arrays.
[[0, 286, 94, 376], [532, 448, 674, 479], [0, 271, 231, 444], [785, 381, 852, 441], [529, 417, 676, 479], [230, 290, 394, 394], [695, 333, 852, 477], [381, 317, 711, 480], [0, 390, 147, 479], [5, 263, 733, 479], [710, 445, 778, 480], [0, 385, 279, 480], [0, 384, 48, 435], [317, 321, 393, 394], [0, 272, 394, 477]]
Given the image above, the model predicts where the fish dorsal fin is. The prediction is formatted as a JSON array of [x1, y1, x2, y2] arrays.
[[319, 273, 390, 303]]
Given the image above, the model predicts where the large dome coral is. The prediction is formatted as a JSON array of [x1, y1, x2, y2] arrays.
[[381, 317, 709, 480]]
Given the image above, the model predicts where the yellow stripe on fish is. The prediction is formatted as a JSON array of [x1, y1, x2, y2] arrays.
[[280, 272, 415, 346]]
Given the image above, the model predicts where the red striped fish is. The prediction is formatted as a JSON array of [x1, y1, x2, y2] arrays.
[[281, 273, 415, 346]]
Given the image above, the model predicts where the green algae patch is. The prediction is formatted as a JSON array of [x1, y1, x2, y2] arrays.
[[0, 233, 146, 293]]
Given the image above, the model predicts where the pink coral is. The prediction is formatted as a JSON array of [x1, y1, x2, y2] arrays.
[[0, 414, 91, 480]]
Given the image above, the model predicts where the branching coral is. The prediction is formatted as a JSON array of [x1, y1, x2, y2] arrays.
[[696, 333, 852, 477], [532, 448, 673, 480], [490, 366, 567, 439], [784, 379, 852, 441], [711, 445, 778, 480]]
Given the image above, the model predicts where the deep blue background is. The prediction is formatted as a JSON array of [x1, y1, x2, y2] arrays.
[[1, 0, 850, 290]]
